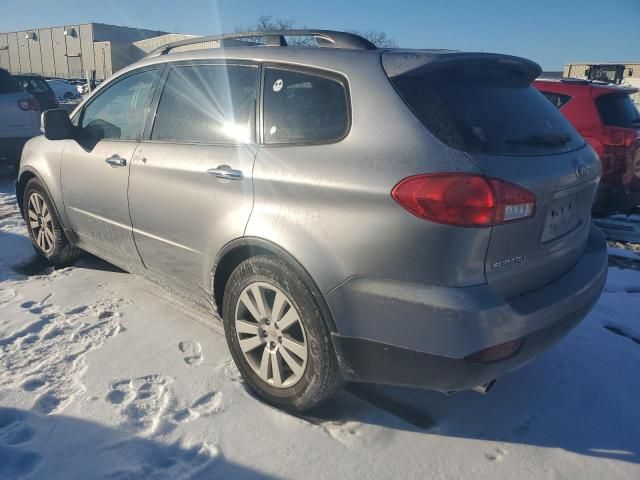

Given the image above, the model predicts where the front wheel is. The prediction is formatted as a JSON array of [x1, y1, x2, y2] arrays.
[[23, 178, 80, 265], [222, 255, 342, 411]]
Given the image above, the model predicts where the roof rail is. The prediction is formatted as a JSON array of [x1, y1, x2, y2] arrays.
[[149, 30, 378, 56]]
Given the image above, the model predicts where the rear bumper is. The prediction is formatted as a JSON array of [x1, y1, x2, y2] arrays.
[[328, 224, 607, 391]]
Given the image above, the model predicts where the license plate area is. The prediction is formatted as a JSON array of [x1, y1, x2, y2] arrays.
[[541, 192, 581, 243]]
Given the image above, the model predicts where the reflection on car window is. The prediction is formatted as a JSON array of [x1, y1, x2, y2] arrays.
[[151, 64, 258, 144], [391, 67, 585, 156], [16, 77, 51, 94], [263, 67, 349, 144], [81, 69, 158, 141], [540, 91, 572, 109]]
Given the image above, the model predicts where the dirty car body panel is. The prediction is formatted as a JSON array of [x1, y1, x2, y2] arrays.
[[18, 42, 607, 394]]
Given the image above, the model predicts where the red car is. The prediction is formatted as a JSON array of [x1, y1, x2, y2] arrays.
[[534, 78, 640, 215]]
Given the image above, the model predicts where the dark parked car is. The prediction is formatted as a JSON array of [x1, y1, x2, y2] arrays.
[[17, 30, 607, 410], [535, 78, 640, 215], [14, 73, 59, 111]]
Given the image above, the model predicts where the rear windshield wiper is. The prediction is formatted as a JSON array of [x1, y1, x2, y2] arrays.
[[507, 133, 572, 147]]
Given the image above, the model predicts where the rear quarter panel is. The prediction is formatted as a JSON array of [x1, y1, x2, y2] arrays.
[[247, 54, 490, 293]]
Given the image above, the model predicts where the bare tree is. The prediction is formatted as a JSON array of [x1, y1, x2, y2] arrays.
[[349, 30, 397, 48], [237, 16, 397, 48], [236, 15, 312, 46]]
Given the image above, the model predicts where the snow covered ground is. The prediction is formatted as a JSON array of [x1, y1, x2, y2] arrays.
[[1, 175, 639, 480]]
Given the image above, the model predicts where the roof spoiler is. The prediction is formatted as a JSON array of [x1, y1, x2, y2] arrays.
[[383, 51, 542, 82]]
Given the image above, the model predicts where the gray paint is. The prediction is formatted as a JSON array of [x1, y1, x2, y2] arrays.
[[18, 44, 608, 391]]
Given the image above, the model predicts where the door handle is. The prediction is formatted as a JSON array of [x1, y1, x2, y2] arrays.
[[206, 165, 243, 181], [105, 155, 127, 167]]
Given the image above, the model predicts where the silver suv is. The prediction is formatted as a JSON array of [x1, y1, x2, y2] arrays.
[[17, 30, 608, 410]]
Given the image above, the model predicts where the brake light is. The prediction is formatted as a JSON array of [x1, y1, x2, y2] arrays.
[[583, 126, 639, 184], [17, 98, 40, 111], [391, 173, 536, 227]]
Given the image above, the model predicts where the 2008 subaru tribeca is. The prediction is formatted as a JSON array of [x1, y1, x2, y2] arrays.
[[17, 30, 607, 410]]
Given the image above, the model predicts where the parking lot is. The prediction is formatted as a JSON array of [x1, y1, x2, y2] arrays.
[[1, 175, 639, 479]]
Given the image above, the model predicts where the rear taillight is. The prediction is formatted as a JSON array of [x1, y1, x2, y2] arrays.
[[583, 126, 639, 184], [391, 173, 536, 227], [17, 98, 40, 111]]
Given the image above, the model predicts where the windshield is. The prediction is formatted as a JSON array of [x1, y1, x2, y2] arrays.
[[596, 93, 640, 129], [389, 66, 585, 156]]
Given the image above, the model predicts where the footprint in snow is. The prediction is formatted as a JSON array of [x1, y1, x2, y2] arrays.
[[178, 340, 203, 366], [106, 375, 173, 433], [484, 448, 508, 462], [0, 288, 16, 304], [0, 409, 36, 446], [20, 377, 46, 392], [104, 438, 220, 479], [173, 391, 224, 423]]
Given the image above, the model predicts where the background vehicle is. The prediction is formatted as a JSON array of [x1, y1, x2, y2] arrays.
[[0, 68, 41, 171], [17, 30, 607, 411], [535, 78, 640, 215], [46, 79, 82, 102], [14, 73, 59, 110]]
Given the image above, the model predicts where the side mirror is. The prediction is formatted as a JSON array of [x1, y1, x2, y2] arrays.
[[41, 109, 74, 140]]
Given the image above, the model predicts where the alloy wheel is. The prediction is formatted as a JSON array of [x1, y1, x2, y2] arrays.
[[27, 192, 55, 254], [234, 282, 308, 388]]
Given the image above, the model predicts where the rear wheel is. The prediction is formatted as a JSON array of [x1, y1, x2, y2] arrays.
[[222, 255, 342, 411], [23, 178, 80, 265]]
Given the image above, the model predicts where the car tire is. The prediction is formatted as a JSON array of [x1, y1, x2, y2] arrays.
[[23, 178, 81, 266], [223, 255, 342, 411]]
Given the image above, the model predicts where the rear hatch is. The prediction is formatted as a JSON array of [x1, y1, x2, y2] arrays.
[[15, 75, 58, 110], [384, 52, 600, 298], [0, 69, 37, 137], [591, 88, 640, 190]]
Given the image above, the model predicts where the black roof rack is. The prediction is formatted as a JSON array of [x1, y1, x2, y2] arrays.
[[149, 30, 378, 56]]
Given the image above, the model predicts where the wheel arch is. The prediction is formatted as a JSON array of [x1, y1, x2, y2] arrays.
[[211, 237, 338, 333], [17, 167, 75, 242], [16, 167, 60, 218]]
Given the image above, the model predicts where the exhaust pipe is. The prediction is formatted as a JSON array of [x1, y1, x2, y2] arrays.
[[471, 379, 496, 394]]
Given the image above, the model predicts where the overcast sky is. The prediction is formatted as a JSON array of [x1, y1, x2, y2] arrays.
[[2, 0, 639, 70]]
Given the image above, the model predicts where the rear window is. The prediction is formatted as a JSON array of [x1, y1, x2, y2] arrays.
[[390, 66, 585, 156], [15, 76, 53, 95], [0, 69, 22, 94], [596, 93, 640, 129]]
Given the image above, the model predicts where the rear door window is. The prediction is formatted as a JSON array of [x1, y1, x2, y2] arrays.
[[263, 67, 349, 144], [596, 93, 640, 128], [540, 91, 572, 109], [0, 68, 22, 94], [151, 64, 258, 144], [390, 66, 585, 156]]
